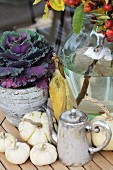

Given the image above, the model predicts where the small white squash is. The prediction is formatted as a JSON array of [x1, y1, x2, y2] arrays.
[[30, 143, 57, 166], [0, 132, 15, 153], [5, 141, 30, 164], [91, 114, 113, 150], [83, 96, 113, 150], [18, 111, 51, 146]]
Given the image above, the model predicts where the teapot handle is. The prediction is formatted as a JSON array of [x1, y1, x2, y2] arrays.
[[86, 120, 112, 154]]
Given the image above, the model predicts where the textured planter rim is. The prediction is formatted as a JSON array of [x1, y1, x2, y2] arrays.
[[0, 85, 42, 91]]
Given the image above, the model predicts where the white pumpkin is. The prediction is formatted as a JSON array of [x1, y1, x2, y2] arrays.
[[91, 114, 113, 150], [30, 143, 57, 166], [5, 141, 30, 164], [0, 132, 15, 153], [18, 111, 51, 146]]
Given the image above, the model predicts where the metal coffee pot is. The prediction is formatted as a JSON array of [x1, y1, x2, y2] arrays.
[[45, 107, 112, 167]]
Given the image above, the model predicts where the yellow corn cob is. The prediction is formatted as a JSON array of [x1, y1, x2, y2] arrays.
[[49, 69, 66, 121]]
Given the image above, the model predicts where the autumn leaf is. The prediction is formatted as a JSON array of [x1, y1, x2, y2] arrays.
[[33, 0, 41, 5], [49, 0, 65, 11], [43, 4, 49, 19]]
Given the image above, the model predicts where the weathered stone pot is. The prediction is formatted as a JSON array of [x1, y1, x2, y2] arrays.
[[0, 86, 48, 127]]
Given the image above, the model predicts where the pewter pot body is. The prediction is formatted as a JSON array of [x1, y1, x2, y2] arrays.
[[47, 109, 112, 167], [57, 118, 92, 166]]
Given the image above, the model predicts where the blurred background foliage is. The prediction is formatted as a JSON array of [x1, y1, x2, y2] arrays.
[[0, 0, 74, 54]]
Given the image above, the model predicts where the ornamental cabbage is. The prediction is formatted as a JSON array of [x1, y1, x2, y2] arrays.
[[0, 30, 55, 89]]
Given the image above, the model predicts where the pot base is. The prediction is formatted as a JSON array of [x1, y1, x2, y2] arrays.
[[0, 86, 48, 127], [5, 101, 47, 127], [58, 156, 92, 167]]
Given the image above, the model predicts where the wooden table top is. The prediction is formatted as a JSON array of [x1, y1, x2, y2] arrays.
[[0, 103, 113, 170]]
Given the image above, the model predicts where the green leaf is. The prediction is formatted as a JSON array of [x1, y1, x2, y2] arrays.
[[33, 0, 41, 5], [43, 4, 49, 19], [91, 9, 102, 15], [72, 5, 84, 35], [98, 16, 110, 20], [105, 0, 109, 4]]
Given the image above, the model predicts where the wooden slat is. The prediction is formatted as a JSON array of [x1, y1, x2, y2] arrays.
[[0, 153, 21, 170], [2, 119, 22, 142], [69, 167, 85, 170], [51, 161, 69, 170], [0, 111, 5, 124], [0, 162, 6, 170], [93, 153, 113, 170], [36, 165, 53, 170], [84, 161, 101, 170], [20, 160, 38, 170], [100, 151, 113, 165]]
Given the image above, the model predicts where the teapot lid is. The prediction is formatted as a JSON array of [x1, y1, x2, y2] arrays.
[[60, 108, 88, 124]]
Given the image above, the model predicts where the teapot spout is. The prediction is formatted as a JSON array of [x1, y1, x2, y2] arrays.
[[38, 106, 57, 145]]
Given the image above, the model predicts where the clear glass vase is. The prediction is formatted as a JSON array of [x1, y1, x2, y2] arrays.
[[61, 15, 113, 115]]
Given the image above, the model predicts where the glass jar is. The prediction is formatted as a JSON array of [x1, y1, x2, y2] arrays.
[[61, 15, 113, 115]]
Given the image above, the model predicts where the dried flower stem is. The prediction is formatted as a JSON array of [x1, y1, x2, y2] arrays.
[[84, 59, 98, 76], [76, 59, 98, 106]]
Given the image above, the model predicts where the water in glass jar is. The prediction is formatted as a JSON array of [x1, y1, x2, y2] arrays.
[[64, 47, 113, 114]]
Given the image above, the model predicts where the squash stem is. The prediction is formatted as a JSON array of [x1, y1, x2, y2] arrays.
[[41, 144, 46, 151], [1, 132, 6, 138], [13, 139, 18, 150], [22, 118, 43, 128]]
